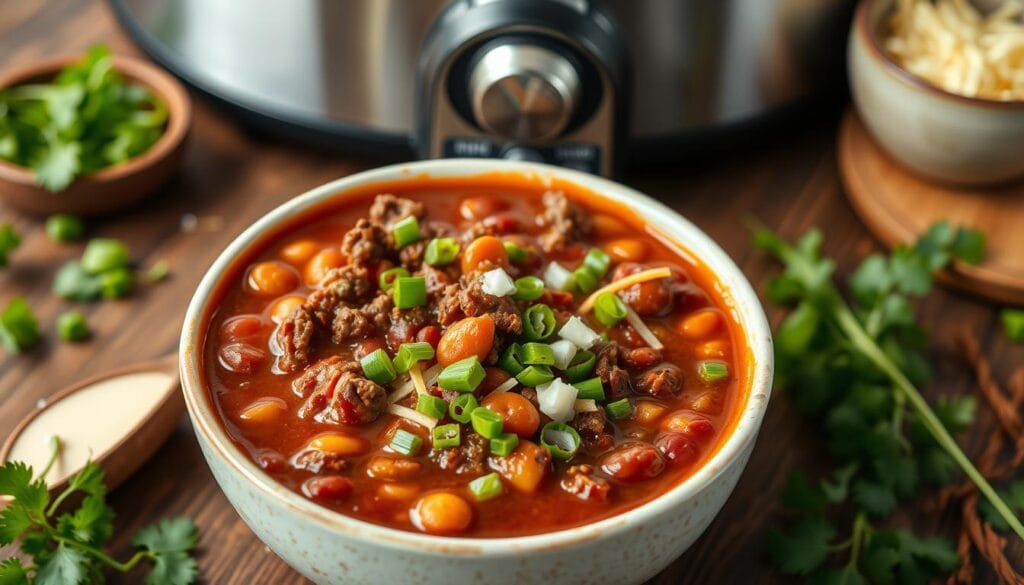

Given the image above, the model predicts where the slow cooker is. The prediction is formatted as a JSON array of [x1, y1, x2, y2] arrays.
[[109, 0, 855, 175]]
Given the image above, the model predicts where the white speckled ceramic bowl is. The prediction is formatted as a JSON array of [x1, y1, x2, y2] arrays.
[[848, 0, 1024, 185], [180, 159, 773, 585]]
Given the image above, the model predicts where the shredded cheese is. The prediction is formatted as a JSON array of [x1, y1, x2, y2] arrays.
[[578, 267, 672, 313], [885, 0, 1024, 100], [409, 363, 428, 396], [390, 363, 442, 403], [624, 305, 664, 350], [386, 404, 438, 429], [574, 398, 598, 412], [490, 376, 519, 394]]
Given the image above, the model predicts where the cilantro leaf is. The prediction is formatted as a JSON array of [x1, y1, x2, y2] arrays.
[[0, 223, 20, 269], [0, 503, 34, 545], [979, 481, 1024, 532], [810, 565, 869, 585], [67, 461, 106, 499], [780, 470, 827, 515], [133, 517, 199, 554], [33, 139, 81, 192], [0, 557, 29, 585], [56, 495, 114, 546], [0, 461, 48, 513], [853, 479, 898, 517], [146, 551, 198, 585], [34, 543, 88, 585], [951, 227, 985, 265], [767, 517, 836, 575], [0, 298, 41, 354]]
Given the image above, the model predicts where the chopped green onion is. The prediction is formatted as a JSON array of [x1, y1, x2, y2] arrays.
[[360, 348, 397, 384], [392, 216, 422, 248], [583, 248, 612, 278], [379, 267, 410, 291], [490, 432, 519, 457], [143, 260, 170, 284], [499, 343, 525, 375], [572, 266, 599, 294], [539, 421, 581, 460], [605, 398, 634, 420], [593, 292, 627, 327], [698, 360, 729, 383], [573, 377, 605, 401], [468, 472, 505, 501], [470, 407, 504, 439], [81, 238, 130, 274], [425, 237, 460, 266], [56, 311, 90, 342], [563, 350, 596, 382], [523, 304, 556, 341], [519, 342, 555, 366], [438, 356, 486, 392], [432, 423, 461, 448], [449, 393, 479, 424], [512, 276, 545, 301], [503, 241, 528, 263], [46, 214, 85, 243], [389, 429, 423, 457], [516, 365, 554, 387], [1002, 309, 1024, 342], [394, 341, 435, 373], [99, 268, 134, 299], [393, 276, 426, 309], [416, 393, 448, 419]]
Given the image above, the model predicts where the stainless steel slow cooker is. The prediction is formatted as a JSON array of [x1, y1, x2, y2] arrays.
[[109, 0, 855, 175]]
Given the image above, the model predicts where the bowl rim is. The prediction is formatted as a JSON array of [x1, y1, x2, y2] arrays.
[[0, 53, 192, 186], [855, 0, 1024, 110], [179, 159, 774, 556]]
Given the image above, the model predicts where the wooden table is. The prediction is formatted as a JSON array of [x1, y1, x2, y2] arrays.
[[2, 2, 1020, 583]]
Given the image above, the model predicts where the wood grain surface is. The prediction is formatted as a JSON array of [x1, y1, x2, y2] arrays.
[[2, 2, 1021, 583]]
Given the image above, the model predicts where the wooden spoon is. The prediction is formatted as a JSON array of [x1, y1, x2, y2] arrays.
[[0, 354, 183, 499]]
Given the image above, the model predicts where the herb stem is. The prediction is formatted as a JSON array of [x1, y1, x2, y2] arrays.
[[847, 512, 869, 570], [38, 435, 63, 480], [55, 535, 152, 572], [833, 300, 1024, 541]]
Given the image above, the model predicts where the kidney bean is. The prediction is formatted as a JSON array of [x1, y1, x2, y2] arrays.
[[220, 315, 264, 342], [302, 475, 353, 501], [599, 442, 666, 482], [654, 433, 700, 467], [218, 342, 266, 374], [354, 338, 385, 360], [416, 325, 442, 348]]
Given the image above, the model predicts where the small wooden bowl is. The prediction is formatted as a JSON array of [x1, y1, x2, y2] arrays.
[[0, 55, 191, 216]]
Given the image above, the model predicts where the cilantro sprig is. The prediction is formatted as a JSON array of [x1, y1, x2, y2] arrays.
[[0, 438, 198, 584], [756, 221, 1024, 581], [0, 223, 20, 268]]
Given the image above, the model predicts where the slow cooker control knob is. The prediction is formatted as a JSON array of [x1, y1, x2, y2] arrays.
[[468, 44, 580, 143]]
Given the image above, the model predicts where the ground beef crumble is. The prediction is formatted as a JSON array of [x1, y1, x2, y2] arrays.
[[537, 190, 591, 253], [294, 356, 387, 425]]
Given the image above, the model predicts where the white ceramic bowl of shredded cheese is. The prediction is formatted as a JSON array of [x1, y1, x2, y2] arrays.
[[180, 159, 774, 585], [849, 0, 1024, 185]]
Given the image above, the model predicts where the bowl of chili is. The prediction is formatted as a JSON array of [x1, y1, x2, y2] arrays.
[[180, 159, 773, 584]]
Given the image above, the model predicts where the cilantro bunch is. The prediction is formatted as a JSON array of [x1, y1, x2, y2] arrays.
[[0, 45, 168, 191], [755, 222, 1024, 582], [0, 439, 198, 584]]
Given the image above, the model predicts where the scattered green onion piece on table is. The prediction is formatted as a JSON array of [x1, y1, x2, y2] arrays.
[[516, 365, 554, 387], [379, 267, 410, 291], [563, 350, 596, 382], [416, 394, 448, 420], [468, 472, 505, 501], [593, 292, 627, 327], [143, 260, 170, 284], [523, 303, 556, 341], [81, 238, 130, 274], [438, 356, 486, 392], [518, 342, 555, 366], [605, 398, 633, 420], [449, 393, 479, 424], [52, 261, 102, 300], [46, 214, 85, 243], [56, 311, 90, 342], [360, 348, 397, 384], [471, 408, 504, 439], [394, 341, 435, 373], [539, 421, 581, 460], [99, 267, 134, 299], [425, 237, 460, 266], [1001, 309, 1024, 343], [490, 432, 519, 457], [512, 276, 545, 301], [392, 216, 422, 248], [697, 360, 729, 383], [432, 423, 461, 448], [573, 377, 605, 401], [503, 241, 528, 263], [0, 223, 21, 268], [572, 266, 599, 294], [393, 276, 426, 308], [499, 343, 525, 375], [0, 297, 40, 354], [583, 248, 612, 278], [389, 429, 423, 457]]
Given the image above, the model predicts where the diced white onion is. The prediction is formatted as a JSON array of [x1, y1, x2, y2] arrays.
[[574, 398, 598, 412], [481, 267, 516, 297], [624, 306, 664, 350], [543, 262, 574, 291], [490, 376, 519, 394], [386, 404, 438, 429], [558, 316, 601, 350], [536, 378, 578, 422], [549, 339, 578, 371]]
